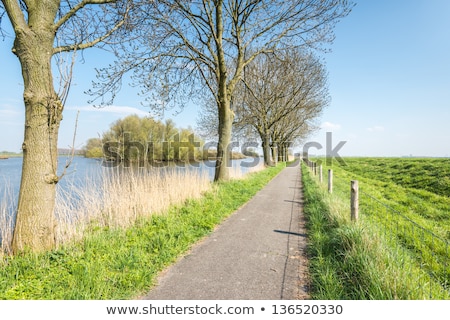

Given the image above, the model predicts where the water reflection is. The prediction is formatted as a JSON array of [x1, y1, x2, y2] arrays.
[[0, 156, 263, 213]]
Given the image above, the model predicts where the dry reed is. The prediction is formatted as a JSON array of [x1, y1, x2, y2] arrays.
[[0, 181, 15, 256], [54, 167, 211, 246], [1, 160, 263, 254]]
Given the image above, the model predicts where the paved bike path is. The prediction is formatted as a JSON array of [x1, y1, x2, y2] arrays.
[[142, 161, 308, 300]]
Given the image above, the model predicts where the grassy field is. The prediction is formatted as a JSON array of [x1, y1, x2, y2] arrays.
[[322, 157, 450, 238], [0, 164, 284, 299], [304, 157, 450, 299], [337, 157, 450, 197]]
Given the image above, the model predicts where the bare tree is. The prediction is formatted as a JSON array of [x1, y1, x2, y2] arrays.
[[93, 0, 353, 181], [234, 49, 328, 166], [0, 0, 132, 253], [271, 109, 319, 163]]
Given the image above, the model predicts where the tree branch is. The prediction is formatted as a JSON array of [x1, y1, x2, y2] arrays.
[[53, 0, 116, 32], [1, 0, 27, 31], [58, 110, 80, 181], [53, 10, 126, 54]]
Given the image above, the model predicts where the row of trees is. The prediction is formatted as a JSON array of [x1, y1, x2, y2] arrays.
[[84, 115, 205, 163], [198, 49, 328, 166], [238, 49, 329, 166], [84, 115, 257, 163], [1, 0, 353, 253]]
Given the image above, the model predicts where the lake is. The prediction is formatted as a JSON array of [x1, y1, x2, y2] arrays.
[[0, 156, 263, 245], [0, 155, 263, 208]]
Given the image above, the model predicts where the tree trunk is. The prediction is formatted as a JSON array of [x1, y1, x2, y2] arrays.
[[213, 1, 234, 182], [11, 7, 62, 253], [261, 133, 274, 167], [277, 143, 284, 162], [214, 99, 234, 181], [277, 144, 281, 162], [271, 143, 278, 165], [283, 143, 289, 162]]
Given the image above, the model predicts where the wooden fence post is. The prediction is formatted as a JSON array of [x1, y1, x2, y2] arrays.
[[328, 169, 333, 193], [351, 180, 359, 221], [319, 165, 323, 183]]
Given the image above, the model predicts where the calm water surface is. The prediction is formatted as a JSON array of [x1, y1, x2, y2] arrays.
[[0, 156, 261, 207], [0, 156, 262, 245]]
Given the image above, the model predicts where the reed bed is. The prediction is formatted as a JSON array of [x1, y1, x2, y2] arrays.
[[54, 167, 211, 247], [0, 182, 15, 256], [1, 167, 211, 255], [1, 159, 264, 256]]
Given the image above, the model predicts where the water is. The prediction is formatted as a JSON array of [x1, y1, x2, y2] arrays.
[[0, 156, 263, 209], [0, 156, 262, 246], [0, 157, 103, 200]]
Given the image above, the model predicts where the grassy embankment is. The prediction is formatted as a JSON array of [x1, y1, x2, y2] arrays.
[[0, 152, 22, 159], [303, 158, 450, 299], [0, 162, 283, 299]]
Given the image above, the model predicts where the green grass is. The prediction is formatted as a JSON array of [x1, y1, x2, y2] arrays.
[[0, 153, 22, 158], [0, 164, 285, 299], [322, 158, 450, 287], [303, 159, 450, 299], [336, 157, 450, 197]]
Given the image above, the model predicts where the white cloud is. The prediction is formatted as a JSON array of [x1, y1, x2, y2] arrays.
[[69, 105, 149, 117], [321, 121, 341, 130], [367, 125, 385, 132]]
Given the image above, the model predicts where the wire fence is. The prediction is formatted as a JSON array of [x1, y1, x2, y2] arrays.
[[360, 191, 449, 298], [303, 158, 450, 298]]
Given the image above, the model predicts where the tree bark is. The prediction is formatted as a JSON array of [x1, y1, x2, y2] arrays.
[[271, 143, 278, 166], [283, 143, 289, 162], [214, 99, 234, 181], [276, 144, 280, 162], [213, 1, 234, 182], [10, 2, 62, 253], [261, 133, 274, 167], [277, 143, 285, 162]]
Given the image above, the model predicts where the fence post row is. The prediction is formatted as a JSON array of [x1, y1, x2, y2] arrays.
[[303, 159, 332, 194], [303, 158, 449, 297], [351, 180, 359, 221], [306, 162, 359, 223]]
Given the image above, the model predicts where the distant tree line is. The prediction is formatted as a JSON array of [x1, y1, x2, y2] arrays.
[[58, 148, 84, 156], [83, 114, 251, 164], [84, 115, 203, 163]]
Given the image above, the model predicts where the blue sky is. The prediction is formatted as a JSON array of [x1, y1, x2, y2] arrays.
[[310, 0, 450, 157], [0, 1, 449, 157]]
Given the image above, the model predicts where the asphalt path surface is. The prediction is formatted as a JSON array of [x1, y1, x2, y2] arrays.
[[142, 160, 309, 300]]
